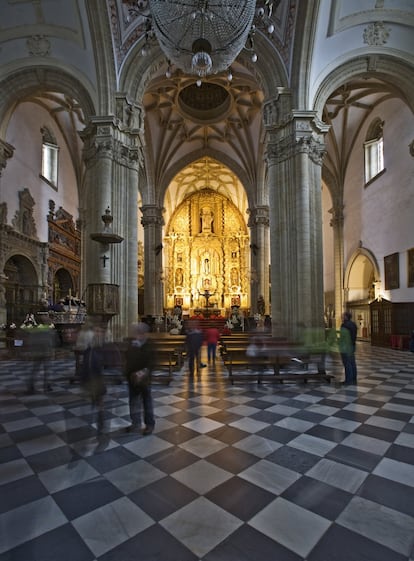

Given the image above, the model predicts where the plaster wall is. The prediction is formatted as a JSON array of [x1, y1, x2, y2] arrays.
[[343, 97, 414, 301], [1, 103, 79, 241]]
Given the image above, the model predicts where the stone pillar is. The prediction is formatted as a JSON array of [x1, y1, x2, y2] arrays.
[[247, 205, 270, 315], [0, 139, 14, 326], [140, 205, 164, 317], [264, 96, 329, 339], [329, 204, 345, 329], [80, 112, 142, 338]]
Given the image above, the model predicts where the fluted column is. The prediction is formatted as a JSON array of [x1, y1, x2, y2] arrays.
[[80, 111, 142, 338], [140, 205, 164, 316], [329, 204, 345, 329], [264, 96, 329, 339], [247, 206, 270, 314]]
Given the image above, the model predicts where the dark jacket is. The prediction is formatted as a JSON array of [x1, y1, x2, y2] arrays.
[[125, 338, 154, 382]]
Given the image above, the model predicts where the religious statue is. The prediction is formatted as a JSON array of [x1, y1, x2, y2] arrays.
[[200, 207, 213, 233]]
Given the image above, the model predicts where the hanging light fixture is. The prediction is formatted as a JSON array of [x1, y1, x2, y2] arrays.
[[123, 0, 277, 77], [148, 0, 255, 76]]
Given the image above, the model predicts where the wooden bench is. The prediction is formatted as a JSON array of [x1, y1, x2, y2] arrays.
[[222, 342, 333, 385], [73, 340, 182, 385]]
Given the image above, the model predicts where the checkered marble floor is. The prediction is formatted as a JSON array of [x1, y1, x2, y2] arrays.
[[1, 343, 414, 561]]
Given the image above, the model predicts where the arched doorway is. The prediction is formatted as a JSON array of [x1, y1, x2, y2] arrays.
[[4, 255, 39, 325], [344, 249, 379, 339]]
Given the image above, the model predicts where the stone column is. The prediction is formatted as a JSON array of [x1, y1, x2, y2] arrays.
[[264, 96, 329, 339], [329, 204, 345, 329], [140, 204, 164, 317], [247, 206, 270, 314], [0, 139, 14, 326], [80, 112, 142, 338]]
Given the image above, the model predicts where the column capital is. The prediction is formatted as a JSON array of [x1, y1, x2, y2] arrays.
[[247, 206, 269, 227], [0, 139, 15, 176], [80, 117, 143, 169], [140, 205, 165, 227], [265, 111, 329, 166]]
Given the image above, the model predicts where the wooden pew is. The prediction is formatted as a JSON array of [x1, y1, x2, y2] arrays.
[[222, 338, 334, 385]]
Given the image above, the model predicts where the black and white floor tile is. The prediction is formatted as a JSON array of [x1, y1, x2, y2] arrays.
[[1, 343, 414, 560]]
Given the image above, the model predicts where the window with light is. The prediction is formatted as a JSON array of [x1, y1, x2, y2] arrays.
[[41, 126, 59, 188], [364, 118, 385, 184]]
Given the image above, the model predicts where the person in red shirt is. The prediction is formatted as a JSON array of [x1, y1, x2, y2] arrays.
[[205, 326, 221, 363]]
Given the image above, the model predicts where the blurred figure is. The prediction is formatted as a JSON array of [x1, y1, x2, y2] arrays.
[[205, 325, 220, 363], [339, 311, 358, 385], [80, 324, 107, 435], [75, 320, 95, 352], [409, 330, 414, 353], [25, 320, 59, 394], [124, 322, 155, 435], [186, 321, 205, 376]]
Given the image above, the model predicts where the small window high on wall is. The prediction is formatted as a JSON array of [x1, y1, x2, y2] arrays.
[[364, 118, 385, 184], [41, 126, 59, 188]]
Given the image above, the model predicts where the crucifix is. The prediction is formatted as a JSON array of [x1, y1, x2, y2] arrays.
[[100, 255, 109, 268]]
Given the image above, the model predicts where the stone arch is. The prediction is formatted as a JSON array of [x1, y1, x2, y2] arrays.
[[3, 254, 40, 325], [312, 56, 414, 120], [157, 148, 253, 209], [0, 67, 96, 137], [344, 247, 380, 304]]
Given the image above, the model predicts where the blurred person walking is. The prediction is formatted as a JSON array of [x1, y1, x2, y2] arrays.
[[80, 323, 107, 435], [339, 311, 358, 385], [205, 325, 221, 363], [124, 322, 155, 435], [25, 319, 59, 394]]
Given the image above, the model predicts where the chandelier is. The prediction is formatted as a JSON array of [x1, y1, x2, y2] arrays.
[[123, 0, 276, 78]]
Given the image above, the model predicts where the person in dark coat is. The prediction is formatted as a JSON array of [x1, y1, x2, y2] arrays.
[[80, 324, 106, 435], [186, 321, 206, 376], [339, 311, 358, 385], [124, 322, 155, 435]]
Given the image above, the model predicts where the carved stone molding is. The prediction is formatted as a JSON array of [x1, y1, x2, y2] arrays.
[[11, 188, 38, 239], [363, 21, 390, 46], [140, 205, 165, 227], [329, 205, 344, 228], [0, 139, 15, 175], [247, 206, 270, 227], [81, 119, 142, 168], [26, 35, 51, 56]]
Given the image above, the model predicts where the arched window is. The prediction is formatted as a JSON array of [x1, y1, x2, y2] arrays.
[[364, 118, 384, 184], [41, 126, 59, 188]]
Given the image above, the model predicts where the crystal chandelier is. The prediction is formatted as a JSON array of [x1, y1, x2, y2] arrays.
[[123, 0, 276, 78]]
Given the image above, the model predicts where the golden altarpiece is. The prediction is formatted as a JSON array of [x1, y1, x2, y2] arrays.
[[163, 188, 249, 315]]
